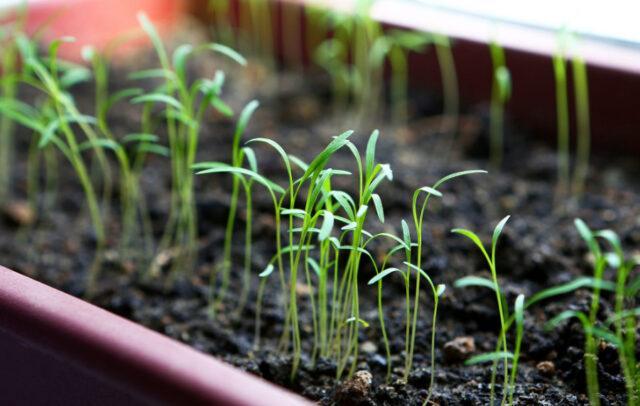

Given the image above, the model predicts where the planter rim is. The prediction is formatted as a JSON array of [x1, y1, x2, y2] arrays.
[[0, 266, 310, 405], [291, 0, 640, 75]]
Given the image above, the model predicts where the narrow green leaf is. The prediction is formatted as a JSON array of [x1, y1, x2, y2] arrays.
[[345, 317, 369, 328], [289, 155, 309, 172], [259, 264, 274, 278], [40, 115, 97, 148], [138, 143, 170, 157], [356, 205, 368, 218], [454, 276, 496, 292], [329, 191, 355, 219], [306, 257, 321, 276], [514, 294, 525, 326], [365, 129, 379, 179], [204, 43, 247, 66], [137, 12, 170, 69], [433, 169, 487, 189], [241, 147, 258, 172], [526, 277, 615, 308], [371, 193, 384, 223], [236, 100, 260, 138], [575, 218, 601, 257], [491, 215, 511, 250], [417, 186, 443, 197], [128, 68, 174, 81], [319, 211, 334, 241], [247, 137, 291, 178], [368, 267, 403, 285], [546, 310, 589, 331], [78, 138, 119, 152], [302, 130, 353, 182], [465, 351, 513, 365], [342, 222, 357, 231], [210, 98, 233, 116], [401, 219, 411, 248], [172, 44, 193, 81], [281, 208, 307, 219], [131, 93, 183, 110], [452, 228, 484, 252], [195, 165, 285, 194]]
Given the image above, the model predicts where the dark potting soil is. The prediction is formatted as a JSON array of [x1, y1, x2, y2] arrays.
[[1, 35, 639, 405]]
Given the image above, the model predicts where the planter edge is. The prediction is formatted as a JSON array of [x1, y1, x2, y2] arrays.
[[0, 266, 311, 405]]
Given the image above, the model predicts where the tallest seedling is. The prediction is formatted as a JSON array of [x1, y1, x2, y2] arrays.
[[135, 13, 246, 278]]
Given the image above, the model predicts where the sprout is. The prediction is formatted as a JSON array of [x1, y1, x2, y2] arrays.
[[452, 215, 511, 404], [489, 41, 511, 169]]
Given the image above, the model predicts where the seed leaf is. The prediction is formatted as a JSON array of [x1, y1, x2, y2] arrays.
[[345, 317, 369, 328], [195, 164, 285, 195], [247, 137, 292, 179], [236, 100, 260, 139], [417, 186, 443, 197], [465, 351, 513, 365], [131, 93, 183, 110], [319, 211, 334, 241], [401, 219, 411, 249], [368, 267, 403, 285], [259, 264, 274, 278], [365, 129, 379, 179], [203, 43, 247, 66], [575, 218, 601, 257], [241, 147, 258, 172], [491, 215, 510, 251], [433, 169, 487, 189], [371, 193, 385, 223], [514, 294, 525, 326], [526, 277, 615, 308], [454, 276, 496, 292], [122, 133, 159, 144]]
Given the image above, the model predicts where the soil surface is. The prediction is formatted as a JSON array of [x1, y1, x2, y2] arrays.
[[1, 29, 639, 405]]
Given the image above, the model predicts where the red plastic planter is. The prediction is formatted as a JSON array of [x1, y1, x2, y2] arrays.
[[0, 266, 310, 405], [3, 0, 187, 61]]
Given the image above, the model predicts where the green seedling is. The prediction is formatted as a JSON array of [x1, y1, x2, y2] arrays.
[[135, 12, 246, 279], [382, 30, 430, 124], [1, 35, 114, 294], [456, 269, 623, 405], [196, 100, 260, 314], [594, 229, 640, 404], [553, 33, 570, 199], [363, 227, 414, 382], [489, 41, 511, 169], [82, 46, 164, 265], [547, 220, 640, 406], [452, 215, 511, 404], [407, 170, 487, 382], [314, 37, 350, 111], [546, 219, 604, 406], [570, 36, 591, 198], [433, 33, 459, 136]]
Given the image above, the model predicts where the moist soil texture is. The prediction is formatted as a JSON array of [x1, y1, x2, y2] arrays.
[[1, 32, 639, 406]]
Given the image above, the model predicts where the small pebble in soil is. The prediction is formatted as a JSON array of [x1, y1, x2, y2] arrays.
[[360, 341, 377, 354], [2, 200, 35, 226], [443, 336, 476, 363], [536, 360, 556, 377], [336, 370, 373, 405]]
